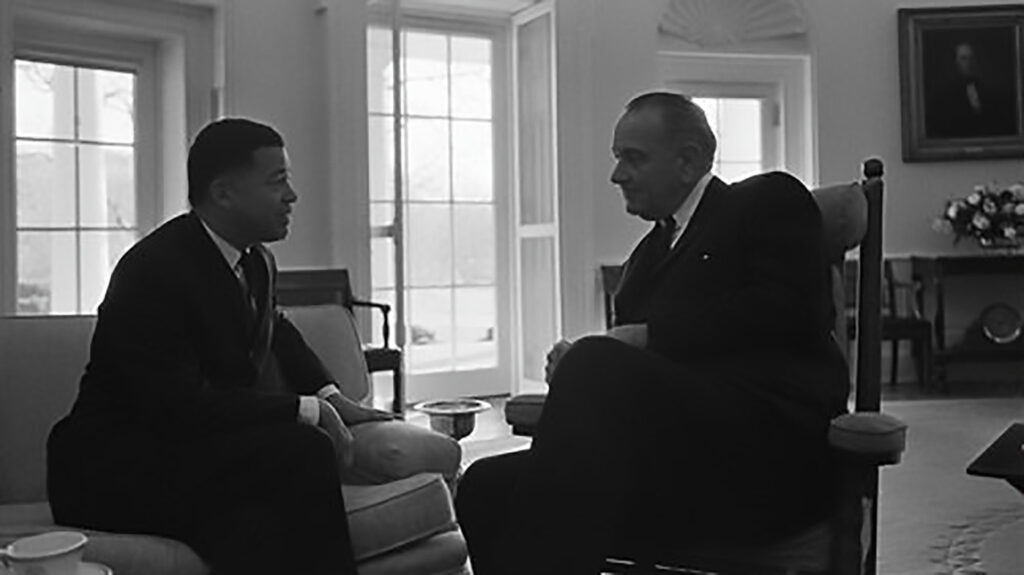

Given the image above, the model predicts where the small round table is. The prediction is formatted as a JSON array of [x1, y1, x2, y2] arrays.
[[413, 398, 492, 441]]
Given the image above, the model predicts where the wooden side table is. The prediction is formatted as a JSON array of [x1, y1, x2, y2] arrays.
[[910, 254, 1024, 390], [967, 423, 1024, 495]]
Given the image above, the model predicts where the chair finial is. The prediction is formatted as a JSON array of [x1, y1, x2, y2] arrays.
[[863, 158, 883, 179]]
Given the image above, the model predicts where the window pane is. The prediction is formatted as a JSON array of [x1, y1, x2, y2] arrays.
[[408, 204, 451, 287], [406, 119, 449, 201], [17, 231, 77, 315], [454, 286, 497, 370], [80, 230, 135, 313], [452, 121, 493, 202], [79, 145, 135, 227], [15, 60, 74, 140], [404, 32, 448, 117], [719, 99, 761, 162], [368, 116, 396, 201], [454, 204, 495, 285], [77, 68, 134, 144], [451, 36, 491, 120], [367, 26, 395, 115], [407, 287, 453, 373], [371, 236, 395, 290], [16, 141, 76, 228], [694, 97, 719, 133], [718, 162, 762, 183]]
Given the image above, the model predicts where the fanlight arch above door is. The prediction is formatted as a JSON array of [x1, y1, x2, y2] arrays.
[[659, 0, 808, 48]]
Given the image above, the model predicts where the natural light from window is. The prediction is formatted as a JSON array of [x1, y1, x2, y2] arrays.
[[15, 59, 137, 315], [694, 97, 763, 183], [367, 28, 497, 375]]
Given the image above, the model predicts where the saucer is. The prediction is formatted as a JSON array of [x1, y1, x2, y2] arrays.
[[79, 562, 112, 575]]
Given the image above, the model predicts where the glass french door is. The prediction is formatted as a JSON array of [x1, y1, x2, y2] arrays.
[[512, 1, 561, 395], [366, 21, 511, 403]]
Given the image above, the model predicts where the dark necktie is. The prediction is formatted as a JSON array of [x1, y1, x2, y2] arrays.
[[238, 249, 263, 319], [649, 216, 677, 264]]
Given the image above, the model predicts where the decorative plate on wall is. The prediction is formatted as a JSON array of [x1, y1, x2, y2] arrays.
[[980, 302, 1022, 344]]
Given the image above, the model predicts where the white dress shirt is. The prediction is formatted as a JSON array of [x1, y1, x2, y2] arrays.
[[666, 171, 714, 249], [197, 215, 338, 426]]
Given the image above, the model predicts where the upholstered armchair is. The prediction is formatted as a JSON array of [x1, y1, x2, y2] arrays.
[[505, 160, 908, 575], [0, 269, 469, 575]]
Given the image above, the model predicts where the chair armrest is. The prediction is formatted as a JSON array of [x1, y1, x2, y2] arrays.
[[505, 393, 546, 437], [364, 347, 401, 373], [829, 412, 907, 466], [352, 299, 392, 347]]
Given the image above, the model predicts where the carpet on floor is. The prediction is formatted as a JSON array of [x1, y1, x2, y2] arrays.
[[879, 397, 1023, 575]]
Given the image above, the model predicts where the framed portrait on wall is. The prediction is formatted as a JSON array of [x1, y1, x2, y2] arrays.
[[898, 5, 1024, 162]]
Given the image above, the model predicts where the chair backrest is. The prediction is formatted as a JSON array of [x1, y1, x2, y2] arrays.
[[600, 265, 624, 329], [811, 159, 884, 412], [276, 269, 356, 309], [275, 269, 371, 404], [597, 160, 885, 412]]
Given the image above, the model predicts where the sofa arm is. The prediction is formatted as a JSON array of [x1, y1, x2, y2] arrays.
[[505, 394, 546, 437], [828, 412, 907, 466]]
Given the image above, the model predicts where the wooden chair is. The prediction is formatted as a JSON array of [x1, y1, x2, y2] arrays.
[[505, 160, 908, 575], [276, 269, 404, 414], [844, 259, 933, 388]]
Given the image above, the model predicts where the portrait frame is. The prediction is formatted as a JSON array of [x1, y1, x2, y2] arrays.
[[898, 5, 1024, 162]]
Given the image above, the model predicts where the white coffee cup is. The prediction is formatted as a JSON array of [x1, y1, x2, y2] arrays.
[[0, 531, 87, 575]]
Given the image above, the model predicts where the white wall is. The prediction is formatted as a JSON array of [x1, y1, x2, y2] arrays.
[[805, 0, 1024, 256], [554, 0, 662, 338]]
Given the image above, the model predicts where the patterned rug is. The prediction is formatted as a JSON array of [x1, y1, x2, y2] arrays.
[[878, 398, 1023, 575]]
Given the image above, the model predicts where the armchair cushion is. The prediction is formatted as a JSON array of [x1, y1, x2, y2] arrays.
[[1, 473, 463, 572], [812, 182, 868, 265], [282, 304, 371, 403], [343, 473, 458, 562], [0, 504, 208, 575], [829, 412, 907, 464], [348, 421, 461, 485]]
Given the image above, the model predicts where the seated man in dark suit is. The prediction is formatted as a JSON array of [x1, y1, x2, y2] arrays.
[[454, 92, 849, 574], [47, 118, 394, 575]]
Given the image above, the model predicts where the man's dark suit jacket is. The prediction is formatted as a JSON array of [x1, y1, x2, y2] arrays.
[[613, 172, 849, 430], [61, 211, 331, 439]]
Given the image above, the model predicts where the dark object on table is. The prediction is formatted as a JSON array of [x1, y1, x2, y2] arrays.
[[967, 423, 1024, 495]]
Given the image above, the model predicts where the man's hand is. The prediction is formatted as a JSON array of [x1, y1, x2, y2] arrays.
[[325, 392, 399, 426], [544, 339, 574, 383], [317, 398, 355, 472], [605, 324, 648, 349]]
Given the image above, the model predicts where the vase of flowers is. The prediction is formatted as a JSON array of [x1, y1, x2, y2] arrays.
[[935, 182, 1024, 250]]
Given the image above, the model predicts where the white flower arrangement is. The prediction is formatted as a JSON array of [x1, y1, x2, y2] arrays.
[[935, 182, 1024, 247]]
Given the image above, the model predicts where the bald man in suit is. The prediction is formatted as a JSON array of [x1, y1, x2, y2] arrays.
[[455, 93, 848, 574]]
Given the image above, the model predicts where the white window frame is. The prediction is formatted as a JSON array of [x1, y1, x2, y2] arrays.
[[0, 0, 217, 316], [366, 8, 514, 400], [688, 84, 782, 178], [658, 51, 814, 184]]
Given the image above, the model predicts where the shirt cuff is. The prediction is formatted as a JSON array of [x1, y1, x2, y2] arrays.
[[298, 396, 321, 426], [316, 383, 342, 400]]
